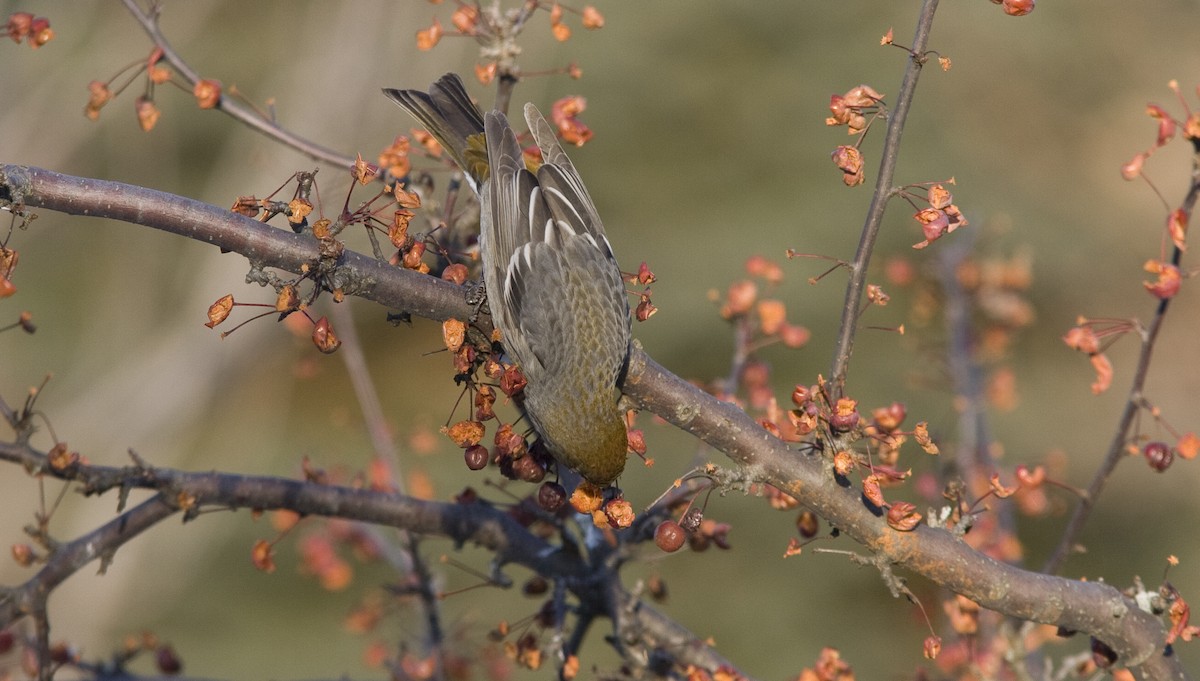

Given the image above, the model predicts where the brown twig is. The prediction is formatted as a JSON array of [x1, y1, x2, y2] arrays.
[[1042, 142, 1200, 576], [329, 304, 446, 665], [829, 0, 939, 395], [723, 315, 753, 399], [119, 0, 357, 170]]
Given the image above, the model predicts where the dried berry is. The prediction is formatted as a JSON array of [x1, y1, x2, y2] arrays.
[[791, 384, 811, 406], [522, 576, 548, 596], [155, 644, 183, 674], [1143, 441, 1174, 472], [872, 402, 906, 432], [923, 635, 942, 660], [311, 316, 341, 354], [569, 482, 604, 513], [647, 574, 668, 602], [655, 520, 686, 553], [796, 510, 819, 538], [886, 502, 922, 531], [1002, 0, 1034, 15], [464, 445, 489, 471], [445, 420, 486, 448], [204, 294, 234, 328], [829, 398, 860, 434], [603, 498, 635, 528], [537, 482, 567, 512], [513, 455, 546, 483]]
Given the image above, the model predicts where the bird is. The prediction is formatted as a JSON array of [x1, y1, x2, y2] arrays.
[[383, 74, 632, 487]]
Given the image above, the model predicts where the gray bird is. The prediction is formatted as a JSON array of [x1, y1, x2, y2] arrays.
[[384, 74, 631, 487]]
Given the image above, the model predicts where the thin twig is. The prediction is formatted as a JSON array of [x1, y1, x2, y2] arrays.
[[1042, 143, 1200, 575], [329, 303, 446, 662], [829, 0, 940, 395], [119, 0, 357, 170]]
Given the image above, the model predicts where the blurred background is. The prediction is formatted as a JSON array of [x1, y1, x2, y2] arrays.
[[2, 1, 1199, 678]]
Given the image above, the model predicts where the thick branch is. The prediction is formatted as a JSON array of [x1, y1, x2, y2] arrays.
[[0, 165, 472, 322], [622, 354, 1183, 679], [0, 164, 1186, 680]]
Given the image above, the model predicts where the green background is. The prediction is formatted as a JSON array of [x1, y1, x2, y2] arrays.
[[2, 1, 1199, 679]]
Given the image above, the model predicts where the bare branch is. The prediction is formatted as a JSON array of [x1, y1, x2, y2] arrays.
[[0, 165, 473, 323], [829, 0, 939, 394], [1042, 143, 1200, 576], [119, 0, 357, 170], [0, 164, 1187, 678], [0, 439, 749, 678], [0, 494, 176, 629]]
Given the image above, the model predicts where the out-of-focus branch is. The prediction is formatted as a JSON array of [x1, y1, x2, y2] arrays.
[[0, 164, 1187, 679], [119, 0, 357, 170], [0, 438, 750, 679], [329, 303, 445, 666], [829, 0, 939, 394], [936, 231, 1010, 512], [1043, 143, 1200, 576]]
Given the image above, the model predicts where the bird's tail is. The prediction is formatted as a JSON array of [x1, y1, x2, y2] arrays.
[[383, 73, 490, 191]]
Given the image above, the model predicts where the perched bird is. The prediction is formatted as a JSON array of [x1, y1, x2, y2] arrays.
[[384, 74, 632, 487]]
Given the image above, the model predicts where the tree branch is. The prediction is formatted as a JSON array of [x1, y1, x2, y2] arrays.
[[0, 164, 1187, 679], [1042, 142, 1200, 577], [829, 0, 939, 394], [119, 0, 358, 170], [0, 438, 750, 679], [0, 165, 472, 323]]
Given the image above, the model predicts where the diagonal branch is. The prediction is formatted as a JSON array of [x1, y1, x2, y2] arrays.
[[829, 0, 939, 394], [119, 0, 357, 170], [623, 353, 1185, 681], [9, 496, 176, 611], [3, 495, 176, 681], [0, 165, 472, 323], [1042, 143, 1200, 576], [0, 164, 1188, 680]]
